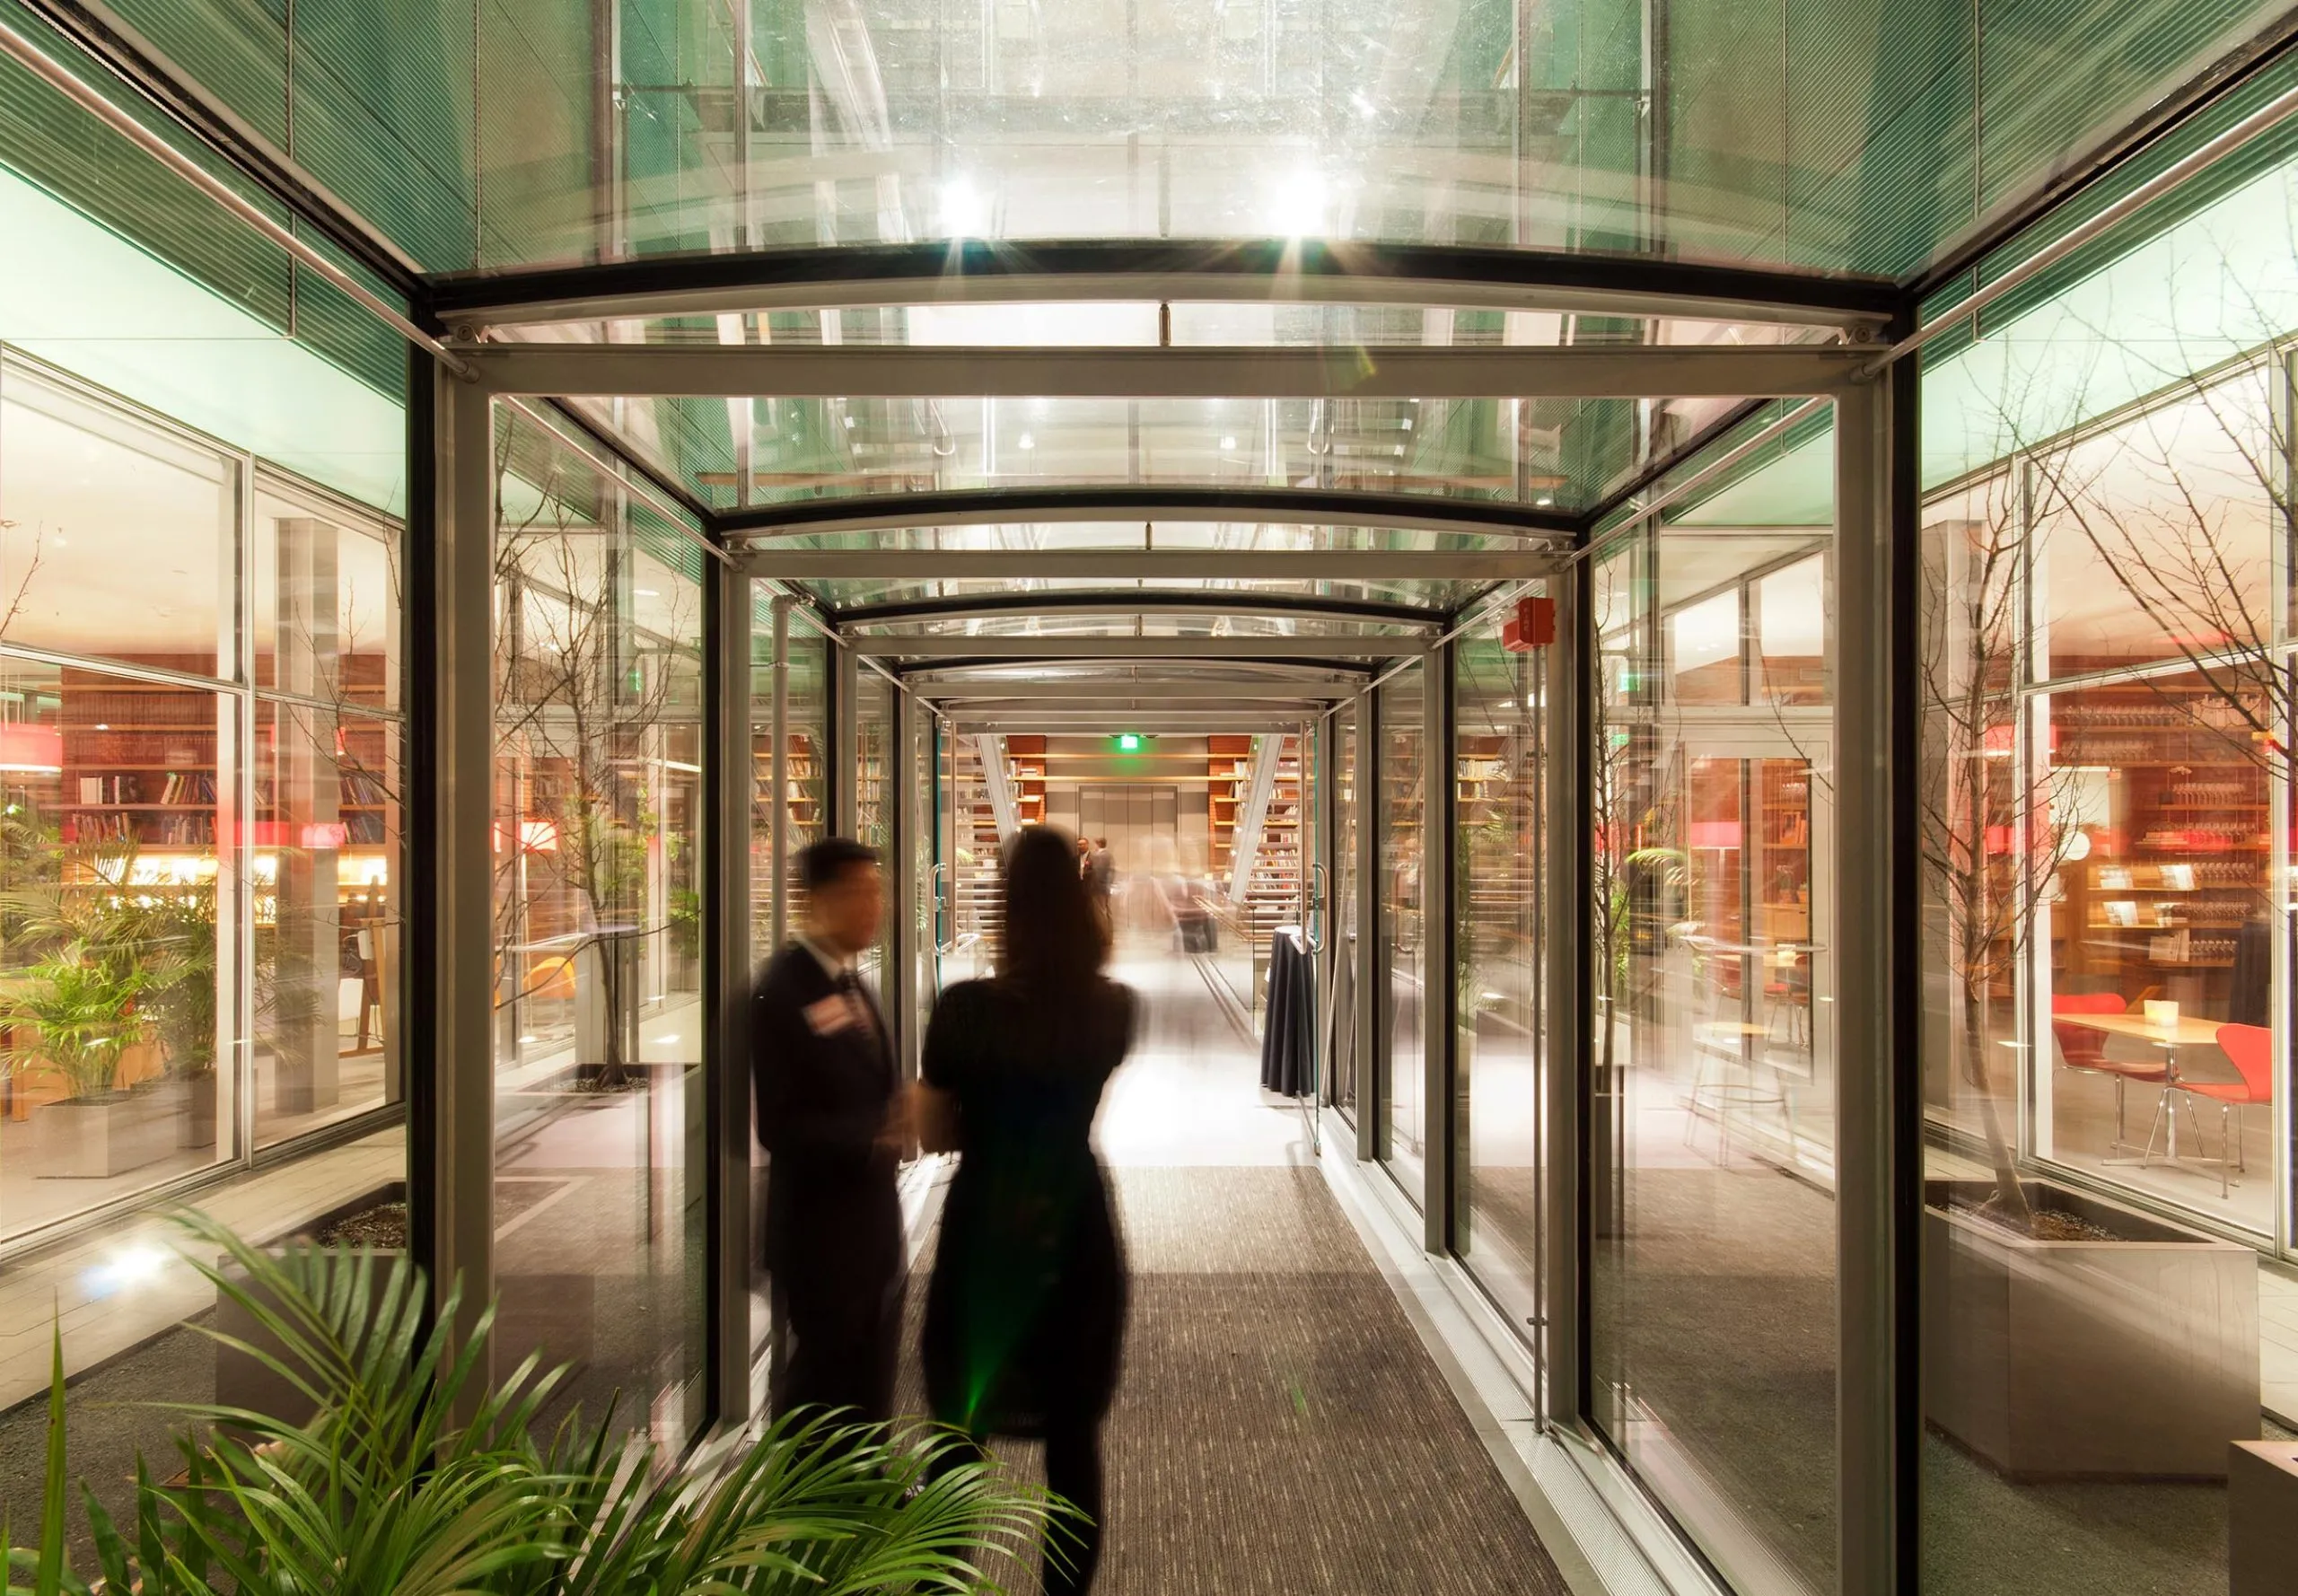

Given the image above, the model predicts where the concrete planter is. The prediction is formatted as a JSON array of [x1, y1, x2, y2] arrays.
[[1922, 1178, 2258, 1479], [2229, 1440, 2298, 1595], [28, 1088, 178, 1178], [215, 1181, 596, 1430], [176, 1072, 217, 1150]]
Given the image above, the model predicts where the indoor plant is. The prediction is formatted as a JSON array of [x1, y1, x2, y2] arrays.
[[0, 942, 163, 1178], [5, 1208, 1065, 1595]]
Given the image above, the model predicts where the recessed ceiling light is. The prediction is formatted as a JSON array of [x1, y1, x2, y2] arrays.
[[1219, 435, 1237, 450], [1017, 433, 1035, 450]]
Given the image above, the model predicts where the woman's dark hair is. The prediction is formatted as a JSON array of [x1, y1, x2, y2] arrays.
[[998, 825, 1109, 986]]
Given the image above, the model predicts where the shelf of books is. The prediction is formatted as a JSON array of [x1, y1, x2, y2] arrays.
[[2051, 682, 2271, 1010]]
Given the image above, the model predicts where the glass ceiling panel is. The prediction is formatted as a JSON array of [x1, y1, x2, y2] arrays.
[[568, 390, 1706, 513], [43, 0, 2282, 285], [794, 576, 1488, 610], [843, 612, 1430, 636], [501, 303, 1835, 348], [753, 525, 1539, 552]]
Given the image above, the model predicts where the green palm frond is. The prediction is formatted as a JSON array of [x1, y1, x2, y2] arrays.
[[5, 1209, 1060, 1596]]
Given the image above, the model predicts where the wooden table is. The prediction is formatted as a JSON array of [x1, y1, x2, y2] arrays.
[[2054, 1013, 2228, 1166]]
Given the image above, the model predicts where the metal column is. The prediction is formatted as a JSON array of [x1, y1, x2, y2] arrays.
[[1833, 369, 1914, 1596], [894, 688, 924, 1083], [1355, 687, 1381, 1164], [425, 368, 496, 1372], [834, 640, 859, 836], [1542, 564, 1588, 1429], [705, 553, 755, 1426], [1423, 642, 1454, 1254]]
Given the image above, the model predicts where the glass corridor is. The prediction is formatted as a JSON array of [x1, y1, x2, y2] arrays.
[[4, 1, 2298, 1592]]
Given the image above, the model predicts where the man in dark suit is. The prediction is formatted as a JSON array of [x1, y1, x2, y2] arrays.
[[753, 837, 907, 1425]]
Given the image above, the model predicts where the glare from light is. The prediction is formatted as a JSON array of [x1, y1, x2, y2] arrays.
[[939, 177, 992, 237], [1268, 171, 1329, 239], [1535, 495, 1555, 506], [1017, 432, 1036, 451], [658, 1035, 680, 1046], [635, 587, 660, 597], [519, 1034, 539, 1043], [1219, 435, 1238, 450], [87, 1243, 170, 1297]]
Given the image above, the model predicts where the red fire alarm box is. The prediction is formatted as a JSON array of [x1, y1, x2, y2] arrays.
[[1502, 595, 1556, 652]]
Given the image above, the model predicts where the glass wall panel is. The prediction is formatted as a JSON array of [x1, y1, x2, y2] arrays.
[[0, 363, 232, 681], [1590, 526, 1839, 1596], [254, 486, 401, 713], [0, 658, 229, 1239], [855, 667, 895, 987], [1454, 633, 1542, 1337], [1381, 664, 1426, 1196], [1334, 700, 1361, 1121], [252, 702, 400, 1149], [749, 616, 830, 956], [1923, 354, 2293, 1596], [2034, 380, 2279, 682], [492, 415, 708, 1446]]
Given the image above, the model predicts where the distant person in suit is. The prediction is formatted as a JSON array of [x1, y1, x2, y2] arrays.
[[915, 826, 1138, 1595], [753, 837, 906, 1426]]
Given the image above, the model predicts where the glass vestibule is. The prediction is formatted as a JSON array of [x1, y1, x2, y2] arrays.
[[1588, 525, 1841, 1596]]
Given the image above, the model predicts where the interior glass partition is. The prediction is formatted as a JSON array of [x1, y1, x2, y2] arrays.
[[1454, 630, 1544, 1338], [489, 412, 708, 1447], [1381, 664, 1428, 1197], [1588, 520, 1840, 1596]]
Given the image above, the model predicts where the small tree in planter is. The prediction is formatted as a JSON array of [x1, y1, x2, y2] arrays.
[[494, 464, 694, 1095]]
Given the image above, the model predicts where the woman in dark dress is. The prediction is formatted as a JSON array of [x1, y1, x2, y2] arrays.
[[917, 825, 1137, 1596]]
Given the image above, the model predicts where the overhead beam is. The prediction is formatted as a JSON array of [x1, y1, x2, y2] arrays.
[[740, 549, 1554, 580], [720, 485, 1578, 540], [911, 680, 1360, 701], [838, 592, 1441, 627], [947, 714, 1318, 732], [458, 342, 1879, 401], [852, 635, 1424, 659], [429, 239, 1899, 333]]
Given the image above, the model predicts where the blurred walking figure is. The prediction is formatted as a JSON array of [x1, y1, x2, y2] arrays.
[[752, 837, 906, 1425], [916, 826, 1137, 1595]]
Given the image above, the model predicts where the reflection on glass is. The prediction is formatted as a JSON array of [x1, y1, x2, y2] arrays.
[[1670, 588, 1742, 704], [1381, 665, 1425, 1195], [574, 390, 1636, 515], [0, 660, 228, 1237], [2034, 379, 2277, 683], [1757, 555, 1827, 706], [255, 492, 399, 711], [254, 703, 400, 1149], [0, 365, 231, 680], [1919, 381, 2282, 1592], [1455, 634, 1541, 1337], [491, 413, 708, 1447], [1590, 527, 1839, 1596]]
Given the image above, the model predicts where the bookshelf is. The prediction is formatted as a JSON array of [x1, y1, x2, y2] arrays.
[[2053, 682, 2270, 1000], [57, 661, 218, 851]]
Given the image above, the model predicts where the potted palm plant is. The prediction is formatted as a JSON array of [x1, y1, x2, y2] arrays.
[[9, 1209, 1066, 1595], [0, 941, 162, 1177]]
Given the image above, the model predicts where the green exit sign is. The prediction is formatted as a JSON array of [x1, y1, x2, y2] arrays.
[[1115, 732, 1144, 752]]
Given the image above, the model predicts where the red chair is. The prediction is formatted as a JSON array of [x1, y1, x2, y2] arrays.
[[2051, 992, 2164, 1154], [2187, 1025, 2277, 1197]]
